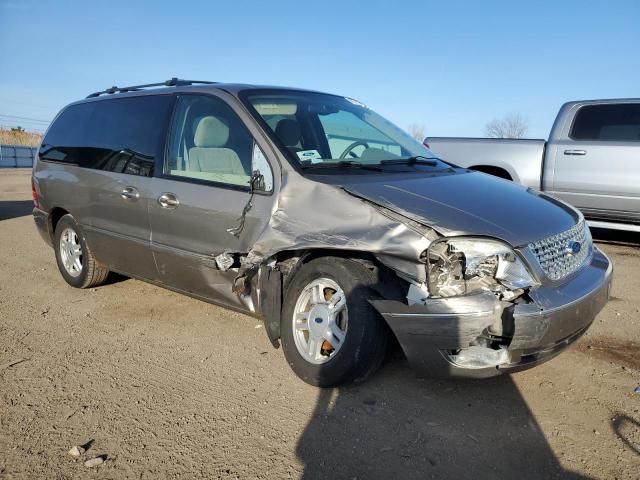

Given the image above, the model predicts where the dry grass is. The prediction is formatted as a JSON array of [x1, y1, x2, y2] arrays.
[[0, 128, 43, 147]]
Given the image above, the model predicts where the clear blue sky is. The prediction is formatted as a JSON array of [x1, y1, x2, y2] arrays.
[[1, 0, 638, 138]]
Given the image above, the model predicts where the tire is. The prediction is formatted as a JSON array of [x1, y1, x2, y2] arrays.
[[54, 214, 109, 289], [280, 257, 388, 387]]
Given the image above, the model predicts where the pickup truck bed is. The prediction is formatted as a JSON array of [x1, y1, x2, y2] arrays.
[[427, 137, 546, 189], [426, 99, 640, 233]]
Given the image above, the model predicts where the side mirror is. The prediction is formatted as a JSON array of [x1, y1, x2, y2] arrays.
[[250, 170, 265, 191], [251, 143, 273, 192]]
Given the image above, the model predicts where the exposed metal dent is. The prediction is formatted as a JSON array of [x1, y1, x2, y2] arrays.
[[214, 252, 235, 271], [236, 172, 435, 291], [372, 293, 504, 345], [226, 168, 606, 374], [406, 283, 429, 306], [339, 188, 441, 240], [371, 249, 612, 378], [370, 293, 507, 377]]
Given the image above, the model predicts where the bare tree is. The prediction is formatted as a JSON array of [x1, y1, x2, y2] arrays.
[[485, 113, 529, 139], [408, 123, 426, 142]]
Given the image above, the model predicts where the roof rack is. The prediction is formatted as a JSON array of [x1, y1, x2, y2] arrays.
[[86, 77, 216, 98]]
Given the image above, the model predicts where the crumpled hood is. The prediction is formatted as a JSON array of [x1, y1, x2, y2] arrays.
[[341, 170, 580, 247]]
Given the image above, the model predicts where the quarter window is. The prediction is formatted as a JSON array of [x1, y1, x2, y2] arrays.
[[571, 104, 640, 141]]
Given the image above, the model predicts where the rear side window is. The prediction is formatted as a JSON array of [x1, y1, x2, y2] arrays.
[[39, 103, 94, 164], [571, 104, 640, 142], [40, 95, 174, 176]]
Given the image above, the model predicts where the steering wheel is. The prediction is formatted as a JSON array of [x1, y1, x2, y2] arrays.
[[339, 141, 370, 159]]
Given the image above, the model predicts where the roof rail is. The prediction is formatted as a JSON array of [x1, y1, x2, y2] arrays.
[[86, 78, 216, 98]]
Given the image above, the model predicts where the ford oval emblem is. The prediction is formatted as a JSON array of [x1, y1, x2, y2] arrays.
[[566, 241, 581, 256]]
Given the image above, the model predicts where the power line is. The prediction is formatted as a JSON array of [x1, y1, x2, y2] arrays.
[[0, 113, 51, 124]]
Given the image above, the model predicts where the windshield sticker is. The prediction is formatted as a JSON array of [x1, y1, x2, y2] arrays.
[[296, 150, 323, 163]]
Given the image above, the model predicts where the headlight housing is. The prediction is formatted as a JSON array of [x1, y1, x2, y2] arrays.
[[426, 238, 538, 298]]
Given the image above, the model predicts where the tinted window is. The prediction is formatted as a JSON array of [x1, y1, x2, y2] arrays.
[[40, 95, 174, 176], [571, 104, 640, 141], [39, 103, 94, 164], [165, 95, 254, 188]]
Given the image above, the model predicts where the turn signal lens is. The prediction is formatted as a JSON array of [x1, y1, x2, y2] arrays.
[[31, 177, 39, 208]]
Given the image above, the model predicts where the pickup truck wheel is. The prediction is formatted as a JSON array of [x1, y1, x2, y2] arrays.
[[54, 214, 109, 289], [280, 257, 388, 387]]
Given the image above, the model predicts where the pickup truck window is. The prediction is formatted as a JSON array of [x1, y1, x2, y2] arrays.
[[571, 104, 640, 142]]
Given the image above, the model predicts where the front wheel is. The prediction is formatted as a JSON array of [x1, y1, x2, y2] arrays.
[[280, 257, 388, 387], [54, 214, 109, 289]]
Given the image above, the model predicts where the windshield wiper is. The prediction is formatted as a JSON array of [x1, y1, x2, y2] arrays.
[[301, 160, 384, 172], [379, 155, 442, 166]]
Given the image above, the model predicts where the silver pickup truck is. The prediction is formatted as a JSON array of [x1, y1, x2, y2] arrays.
[[427, 99, 640, 232]]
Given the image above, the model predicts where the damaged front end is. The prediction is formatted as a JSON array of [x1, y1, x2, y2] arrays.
[[218, 174, 439, 346], [371, 225, 612, 378], [209, 166, 610, 379]]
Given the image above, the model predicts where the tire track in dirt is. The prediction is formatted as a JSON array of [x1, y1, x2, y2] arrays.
[[573, 336, 640, 371]]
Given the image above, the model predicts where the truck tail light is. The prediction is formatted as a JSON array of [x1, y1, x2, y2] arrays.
[[32, 177, 39, 208], [423, 140, 430, 149]]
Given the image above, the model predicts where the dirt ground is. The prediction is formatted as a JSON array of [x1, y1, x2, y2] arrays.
[[0, 169, 638, 479]]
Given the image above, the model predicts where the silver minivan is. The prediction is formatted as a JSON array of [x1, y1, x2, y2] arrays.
[[32, 79, 612, 386]]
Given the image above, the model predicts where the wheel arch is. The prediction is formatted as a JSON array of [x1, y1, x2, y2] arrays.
[[257, 248, 408, 347], [469, 165, 514, 181], [48, 207, 70, 242]]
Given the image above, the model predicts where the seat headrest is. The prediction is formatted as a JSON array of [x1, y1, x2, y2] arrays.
[[194, 116, 229, 148], [275, 118, 301, 147]]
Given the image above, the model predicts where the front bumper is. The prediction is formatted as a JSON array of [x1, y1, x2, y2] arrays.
[[371, 248, 612, 378]]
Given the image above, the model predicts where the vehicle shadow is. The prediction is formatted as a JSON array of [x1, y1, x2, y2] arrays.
[[590, 227, 640, 247], [0, 200, 33, 221], [611, 413, 640, 456], [296, 354, 589, 479], [102, 272, 129, 286]]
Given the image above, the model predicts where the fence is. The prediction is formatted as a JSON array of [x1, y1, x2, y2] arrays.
[[0, 144, 37, 168]]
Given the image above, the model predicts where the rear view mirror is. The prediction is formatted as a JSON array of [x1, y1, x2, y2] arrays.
[[307, 103, 339, 115]]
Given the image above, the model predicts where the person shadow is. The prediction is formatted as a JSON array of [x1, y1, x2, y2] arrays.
[[296, 352, 590, 479]]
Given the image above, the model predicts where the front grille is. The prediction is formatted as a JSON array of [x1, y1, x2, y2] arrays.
[[528, 220, 591, 281]]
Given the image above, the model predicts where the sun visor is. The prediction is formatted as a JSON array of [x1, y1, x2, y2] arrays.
[[252, 101, 298, 116]]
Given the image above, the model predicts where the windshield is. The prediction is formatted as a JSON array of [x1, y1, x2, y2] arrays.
[[242, 91, 445, 170]]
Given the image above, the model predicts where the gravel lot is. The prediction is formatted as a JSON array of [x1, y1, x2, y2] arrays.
[[0, 169, 638, 479]]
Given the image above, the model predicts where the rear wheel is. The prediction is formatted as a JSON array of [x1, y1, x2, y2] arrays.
[[280, 257, 388, 387], [54, 214, 109, 288]]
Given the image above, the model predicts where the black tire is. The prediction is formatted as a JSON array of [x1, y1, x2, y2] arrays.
[[280, 257, 388, 387], [53, 214, 109, 289]]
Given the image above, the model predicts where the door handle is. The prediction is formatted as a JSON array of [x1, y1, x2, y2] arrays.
[[121, 186, 140, 200], [158, 192, 179, 209], [564, 149, 586, 155]]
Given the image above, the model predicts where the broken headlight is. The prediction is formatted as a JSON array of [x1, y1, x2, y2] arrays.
[[427, 238, 537, 298]]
